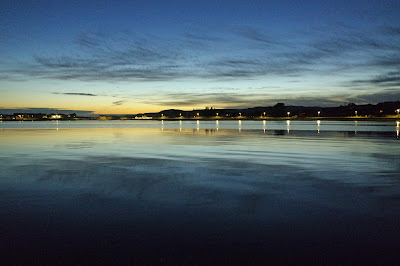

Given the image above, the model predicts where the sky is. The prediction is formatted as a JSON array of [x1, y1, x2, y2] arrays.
[[1, 0, 400, 115]]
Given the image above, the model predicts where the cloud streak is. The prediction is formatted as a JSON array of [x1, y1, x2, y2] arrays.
[[235, 26, 277, 45], [143, 86, 400, 108], [1, 25, 399, 91], [112, 100, 124, 106], [352, 71, 400, 88], [0, 107, 95, 116], [52, 92, 98, 96]]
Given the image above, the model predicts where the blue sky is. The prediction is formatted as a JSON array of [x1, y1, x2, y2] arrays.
[[1, 0, 399, 114]]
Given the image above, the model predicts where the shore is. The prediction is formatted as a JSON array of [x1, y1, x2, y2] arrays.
[[2, 116, 400, 122], [149, 116, 400, 121]]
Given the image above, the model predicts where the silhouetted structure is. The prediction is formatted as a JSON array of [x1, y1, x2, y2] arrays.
[[147, 101, 400, 119], [1, 101, 399, 121]]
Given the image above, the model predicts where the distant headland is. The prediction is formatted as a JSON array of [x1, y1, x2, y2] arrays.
[[1, 101, 400, 121]]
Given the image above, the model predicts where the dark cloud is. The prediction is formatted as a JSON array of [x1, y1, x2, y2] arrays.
[[203, 55, 309, 79], [143, 92, 339, 108], [348, 89, 400, 103], [112, 100, 124, 106], [183, 32, 224, 42], [75, 31, 106, 50], [182, 31, 226, 50], [145, 87, 400, 109], [369, 55, 400, 68], [2, 31, 190, 82], [235, 26, 277, 45], [352, 71, 400, 87], [0, 108, 95, 116], [52, 92, 98, 96], [380, 26, 400, 36], [1, 25, 399, 85]]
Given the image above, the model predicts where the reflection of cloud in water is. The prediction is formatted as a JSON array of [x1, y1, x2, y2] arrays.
[[55, 141, 97, 150], [2, 154, 400, 212]]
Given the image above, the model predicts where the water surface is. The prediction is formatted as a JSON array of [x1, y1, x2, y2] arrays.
[[1, 120, 399, 264]]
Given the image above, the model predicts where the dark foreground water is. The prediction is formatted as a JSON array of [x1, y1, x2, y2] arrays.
[[1, 120, 399, 264]]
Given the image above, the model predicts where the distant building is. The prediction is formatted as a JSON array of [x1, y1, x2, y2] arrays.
[[135, 114, 153, 119]]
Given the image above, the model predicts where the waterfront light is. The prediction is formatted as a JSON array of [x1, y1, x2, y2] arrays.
[[263, 112, 266, 116], [239, 112, 241, 116], [397, 121, 399, 127], [197, 113, 199, 117], [318, 111, 320, 117], [216, 113, 219, 116], [287, 112, 290, 117], [355, 111, 357, 116], [354, 120, 357, 133]]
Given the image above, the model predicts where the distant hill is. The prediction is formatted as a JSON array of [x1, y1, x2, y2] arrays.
[[137, 101, 400, 118]]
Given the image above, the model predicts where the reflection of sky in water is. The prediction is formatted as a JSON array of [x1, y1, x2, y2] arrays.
[[0, 123, 400, 263], [1, 120, 400, 133], [1, 127, 399, 202]]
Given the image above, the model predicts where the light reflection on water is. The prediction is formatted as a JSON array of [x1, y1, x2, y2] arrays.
[[0, 122, 399, 263], [1, 119, 399, 133]]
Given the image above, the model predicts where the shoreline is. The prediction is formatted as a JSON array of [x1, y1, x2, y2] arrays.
[[1, 116, 399, 122]]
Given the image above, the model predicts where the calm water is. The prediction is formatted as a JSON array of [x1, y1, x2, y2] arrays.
[[1, 120, 399, 264]]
